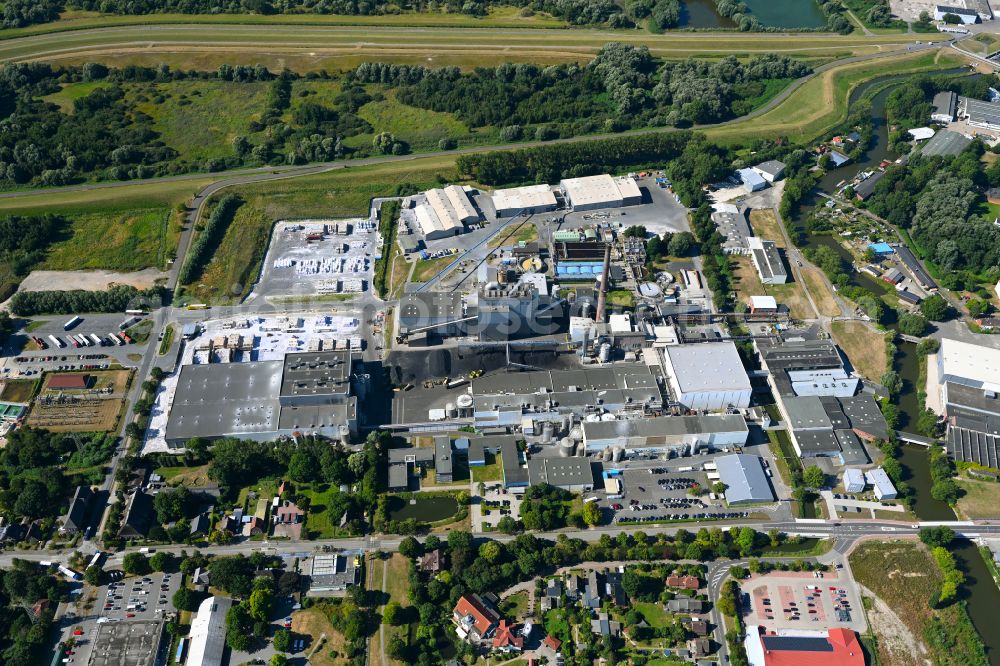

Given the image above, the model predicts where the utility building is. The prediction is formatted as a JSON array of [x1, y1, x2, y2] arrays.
[[716, 454, 775, 505], [747, 237, 788, 284], [491, 184, 558, 217], [187, 596, 232, 666], [414, 185, 478, 240], [661, 342, 752, 411]]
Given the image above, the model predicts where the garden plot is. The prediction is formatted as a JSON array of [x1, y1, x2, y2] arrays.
[[251, 219, 376, 299]]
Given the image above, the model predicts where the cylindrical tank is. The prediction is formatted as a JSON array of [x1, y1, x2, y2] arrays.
[[581, 301, 592, 318], [585, 413, 601, 423], [612, 447, 623, 462], [445, 402, 458, 418], [602, 448, 612, 462], [558, 438, 574, 457], [456, 393, 473, 408], [569, 426, 583, 442], [601, 413, 617, 421], [542, 422, 555, 443], [598, 343, 611, 363]]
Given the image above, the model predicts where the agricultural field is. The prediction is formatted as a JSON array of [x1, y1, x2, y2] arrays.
[[831, 320, 888, 381], [26, 369, 131, 432], [378, 553, 414, 666]]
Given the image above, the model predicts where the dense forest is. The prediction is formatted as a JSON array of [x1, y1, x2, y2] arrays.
[[0, 50, 806, 188], [0, 215, 66, 302], [365, 46, 810, 129], [0, 560, 64, 666]]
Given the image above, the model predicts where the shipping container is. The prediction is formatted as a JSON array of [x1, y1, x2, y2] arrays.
[[63, 316, 82, 330]]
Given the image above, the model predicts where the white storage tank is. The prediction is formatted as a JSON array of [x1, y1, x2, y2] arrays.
[[558, 438, 575, 457]]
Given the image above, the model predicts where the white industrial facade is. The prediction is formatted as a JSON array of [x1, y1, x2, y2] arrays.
[[491, 184, 558, 217], [662, 342, 752, 411], [187, 596, 232, 666], [560, 174, 642, 211], [581, 414, 749, 453], [926, 337, 1000, 416], [415, 185, 477, 240]]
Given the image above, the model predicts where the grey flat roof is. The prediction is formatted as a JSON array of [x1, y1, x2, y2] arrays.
[[837, 395, 890, 438], [527, 457, 596, 487], [755, 160, 786, 177], [399, 292, 464, 322], [435, 436, 453, 477], [921, 129, 971, 157], [894, 244, 937, 290], [783, 396, 834, 430], [793, 429, 842, 454], [759, 339, 843, 372], [664, 342, 752, 394], [280, 351, 352, 398], [854, 170, 884, 200], [583, 414, 748, 441], [473, 363, 658, 396], [87, 619, 165, 666], [388, 464, 408, 489], [276, 401, 355, 429], [716, 454, 775, 504], [388, 447, 435, 464]]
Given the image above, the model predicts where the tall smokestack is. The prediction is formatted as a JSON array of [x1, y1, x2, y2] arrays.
[[595, 243, 611, 323]]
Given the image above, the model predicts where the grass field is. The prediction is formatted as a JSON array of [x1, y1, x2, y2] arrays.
[[356, 90, 481, 152], [831, 320, 888, 381], [801, 265, 841, 316], [955, 478, 1000, 520], [748, 208, 786, 246], [0, 177, 213, 217], [488, 221, 539, 249], [412, 255, 455, 284], [379, 553, 412, 666], [40, 81, 110, 112], [131, 80, 269, 165], [155, 464, 211, 487], [0, 21, 949, 72], [471, 452, 504, 483], [730, 254, 814, 319], [42, 208, 176, 272], [705, 50, 964, 144], [0, 379, 38, 403], [299, 484, 349, 539], [292, 606, 349, 666], [182, 203, 271, 303], [158, 323, 175, 355], [500, 591, 530, 620]]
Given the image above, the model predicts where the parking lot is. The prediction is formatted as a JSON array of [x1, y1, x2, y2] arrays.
[[252, 219, 375, 299], [475, 483, 524, 531], [741, 571, 867, 634], [606, 467, 754, 525], [97, 571, 181, 622]]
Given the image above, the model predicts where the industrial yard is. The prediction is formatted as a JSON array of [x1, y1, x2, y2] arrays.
[[26, 369, 131, 432]]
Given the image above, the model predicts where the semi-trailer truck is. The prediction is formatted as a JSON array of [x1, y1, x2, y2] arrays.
[[48, 335, 65, 348]]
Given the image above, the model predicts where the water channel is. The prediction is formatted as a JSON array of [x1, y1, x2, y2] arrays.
[[790, 70, 1000, 660], [679, 0, 827, 28]]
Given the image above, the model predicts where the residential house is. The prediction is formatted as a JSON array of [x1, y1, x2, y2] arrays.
[[667, 598, 705, 613], [492, 620, 524, 653], [272, 500, 304, 540], [189, 514, 211, 538], [666, 574, 701, 590], [540, 578, 563, 612], [453, 594, 500, 642], [686, 618, 709, 636], [689, 637, 711, 657], [591, 612, 621, 637], [118, 490, 154, 539], [543, 635, 562, 652], [242, 517, 266, 537], [582, 570, 603, 609], [60, 485, 93, 535], [421, 549, 445, 574]]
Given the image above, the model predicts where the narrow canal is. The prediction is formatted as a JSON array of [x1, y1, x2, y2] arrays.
[[790, 69, 1000, 660]]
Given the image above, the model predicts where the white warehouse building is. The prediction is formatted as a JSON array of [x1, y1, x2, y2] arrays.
[[582, 414, 749, 454], [661, 342, 753, 411], [187, 596, 233, 666], [415, 185, 479, 240], [491, 184, 558, 217], [560, 174, 643, 211]]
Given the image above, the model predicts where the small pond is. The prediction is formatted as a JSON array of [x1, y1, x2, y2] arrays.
[[388, 495, 459, 522]]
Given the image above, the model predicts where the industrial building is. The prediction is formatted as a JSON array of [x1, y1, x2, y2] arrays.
[[739, 168, 768, 192], [473, 282, 564, 341], [491, 184, 558, 217], [960, 95, 1000, 131], [164, 350, 358, 447], [581, 414, 749, 455], [186, 596, 232, 666], [752, 160, 786, 183], [86, 619, 165, 666], [715, 454, 775, 505], [744, 627, 864, 666], [928, 338, 1000, 467], [471, 364, 663, 432], [921, 129, 972, 157], [747, 237, 788, 284], [865, 467, 898, 500], [414, 185, 479, 240], [526, 457, 597, 492], [661, 342, 752, 411], [934, 4, 980, 22], [712, 203, 753, 255], [398, 292, 471, 340], [308, 552, 361, 595], [854, 170, 885, 201], [843, 467, 866, 493], [931, 90, 958, 123], [559, 174, 642, 211]]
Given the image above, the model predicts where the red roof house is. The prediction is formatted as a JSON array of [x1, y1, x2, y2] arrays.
[[747, 627, 865, 666], [543, 635, 562, 651], [452, 594, 499, 642], [492, 620, 524, 652], [666, 574, 701, 590]]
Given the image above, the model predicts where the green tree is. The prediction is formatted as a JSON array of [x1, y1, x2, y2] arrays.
[[84, 564, 104, 586], [172, 586, 199, 612], [581, 500, 602, 526], [667, 231, 696, 257], [149, 551, 175, 572], [383, 601, 404, 626], [478, 541, 502, 562], [920, 295, 950, 321], [898, 312, 928, 337], [802, 466, 825, 489], [226, 602, 254, 651], [920, 526, 955, 548], [398, 536, 421, 559], [122, 553, 150, 576], [248, 588, 273, 622], [497, 516, 519, 534], [880, 370, 903, 395], [272, 628, 292, 652], [270, 654, 288, 666]]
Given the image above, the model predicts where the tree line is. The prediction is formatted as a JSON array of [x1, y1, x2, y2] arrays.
[[9, 284, 165, 316], [178, 194, 243, 286]]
